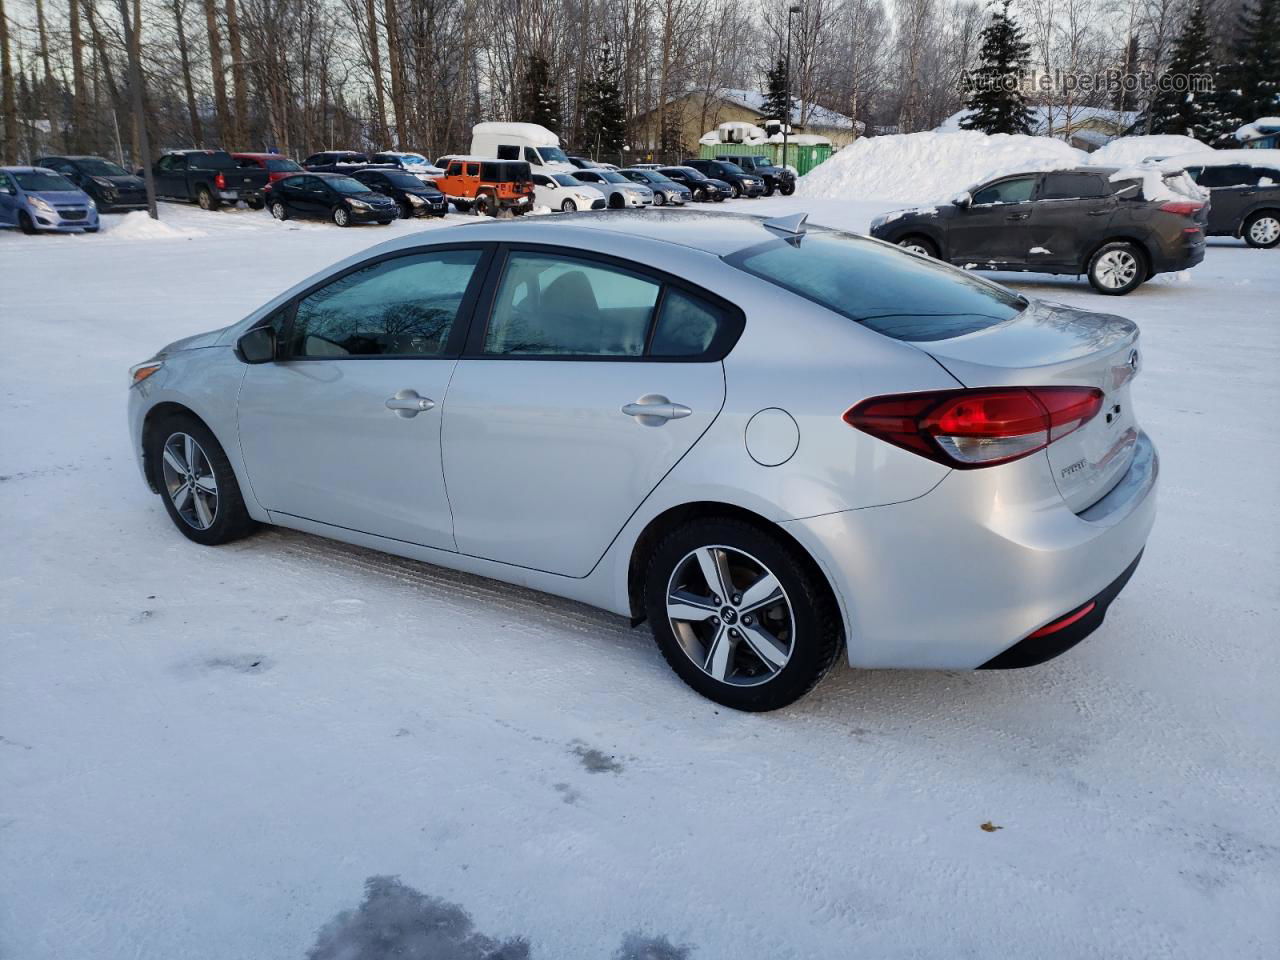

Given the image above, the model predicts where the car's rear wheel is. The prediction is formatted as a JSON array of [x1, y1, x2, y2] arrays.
[[247, 199, 265, 210], [561, 198, 577, 212], [270, 200, 288, 221], [197, 187, 216, 210], [147, 414, 256, 546], [1243, 211, 1280, 248], [897, 235, 937, 258], [332, 205, 351, 227], [644, 518, 842, 712], [1087, 241, 1145, 295], [18, 211, 37, 235]]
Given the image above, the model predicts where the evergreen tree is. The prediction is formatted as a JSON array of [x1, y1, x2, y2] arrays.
[[760, 57, 791, 124], [1147, 0, 1222, 139], [582, 42, 627, 161], [519, 54, 559, 133], [1231, 0, 1280, 124], [959, 0, 1035, 135]]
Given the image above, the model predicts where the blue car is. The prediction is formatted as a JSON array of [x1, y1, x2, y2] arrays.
[[0, 166, 100, 234]]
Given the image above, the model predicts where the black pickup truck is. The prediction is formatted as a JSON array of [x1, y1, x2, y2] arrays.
[[149, 150, 270, 210]]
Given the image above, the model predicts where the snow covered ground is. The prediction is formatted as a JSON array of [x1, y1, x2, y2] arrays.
[[2, 199, 1278, 959]]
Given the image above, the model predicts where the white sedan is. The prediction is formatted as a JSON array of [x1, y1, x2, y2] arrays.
[[531, 172, 607, 212]]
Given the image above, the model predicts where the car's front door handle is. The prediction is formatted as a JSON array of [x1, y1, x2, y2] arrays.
[[1006, 213, 1029, 221], [622, 394, 692, 426], [385, 389, 436, 418], [1087, 209, 1109, 216]]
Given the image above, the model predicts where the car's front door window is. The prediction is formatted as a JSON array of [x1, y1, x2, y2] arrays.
[[482, 252, 661, 357], [291, 250, 484, 358], [972, 176, 1036, 205]]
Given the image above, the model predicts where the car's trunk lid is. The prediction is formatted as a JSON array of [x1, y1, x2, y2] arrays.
[[921, 298, 1141, 513]]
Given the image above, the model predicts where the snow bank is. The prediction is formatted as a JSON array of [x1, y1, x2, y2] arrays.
[[1088, 134, 1208, 166], [1161, 147, 1280, 172], [105, 210, 205, 241], [799, 130, 1086, 202]]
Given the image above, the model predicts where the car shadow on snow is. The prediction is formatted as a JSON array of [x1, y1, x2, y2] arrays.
[[306, 875, 692, 959]]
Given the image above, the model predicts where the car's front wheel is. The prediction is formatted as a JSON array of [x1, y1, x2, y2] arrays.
[[644, 518, 842, 712], [270, 200, 288, 221], [897, 235, 937, 258], [1243, 210, 1280, 248], [1087, 241, 1145, 295], [779, 182, 795, 196], [147, 414, 256, 546], [561, 198, 577, 212], [731, 183, 742, 198], [332, 205, 351, 227], [653, 191, 666, 206], [18, 211, 37, 234]]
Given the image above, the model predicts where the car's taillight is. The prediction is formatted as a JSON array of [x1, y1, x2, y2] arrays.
[[214, 172, 227, 189], [843, 387, 1104, 469], [1159, 200, 1203, 217]]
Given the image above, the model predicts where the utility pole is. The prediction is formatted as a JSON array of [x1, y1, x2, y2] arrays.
[[783, 4, 801, 174], [117, 0, 157, 218]]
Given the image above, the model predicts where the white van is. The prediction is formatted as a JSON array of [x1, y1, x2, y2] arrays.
[[470, 122, 575, 173]]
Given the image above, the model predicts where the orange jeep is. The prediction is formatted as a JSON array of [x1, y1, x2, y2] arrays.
[[436, 157, 534, 216]]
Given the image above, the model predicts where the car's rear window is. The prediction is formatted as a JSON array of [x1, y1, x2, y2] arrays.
[[724, 229, 1025, 342], [188, 152, 238, 170]]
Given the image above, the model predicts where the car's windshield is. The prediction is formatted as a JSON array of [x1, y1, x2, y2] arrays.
[[725, 228, 1026, 342], [717, 161, 746, 175], [552, 174, 583, 187], [265, 157, 301, 173], [537, 147, 570, 164], [188, 152, 238, 170], [330, 177, 371, 194], [597, 171, 629, 184], [16, 171, 77, 191], [78, 158, 129, 176], [382, 171, 430, 189], [669, 167, 705, 180]]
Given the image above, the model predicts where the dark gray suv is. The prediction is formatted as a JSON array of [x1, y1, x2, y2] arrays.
[[1180, 160, 1280, 248], [869, 167, 1208, 295]]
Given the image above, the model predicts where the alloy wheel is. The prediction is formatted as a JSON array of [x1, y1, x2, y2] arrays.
[[1095, 249, 1138, 289], [334, 206, 349, 226], [561, 199, 577, 212], [1248, 216, 1279, 246], [271, 202, 286, 220], [665, 545, 795, 687], [161, 432, 219, 531], [898, 239, 931, 257]]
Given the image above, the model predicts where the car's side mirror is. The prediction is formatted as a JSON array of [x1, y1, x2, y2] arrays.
[[237, 326, 277, 364], [952, 191, 972, 208]]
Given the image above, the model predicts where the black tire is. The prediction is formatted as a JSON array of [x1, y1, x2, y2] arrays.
[[764, 182, 776, 197], [643, 517, 843, 712], [247, 199, 265, 210], [694, 187, 707, 202], [731, 183, 742, 198], [1087, 241, 1146, 295], [779, 182, 795, 196], [197, 187, 217, 210], [712, 192, 725, 203], [453, 199, 470, 213], [897, 235, 938, 259], [1242, 210, 1280, 249], [146, 413, 257, 546], [270, 200, 289, 221], [84, 226, 99, 233], [609, 194, 623, 210], [332, 204, 351, 227], [377, 218, 393, 225], [399, 201, 413, 220], [653, 191, 666, 206], [18, 211, 36, 235]]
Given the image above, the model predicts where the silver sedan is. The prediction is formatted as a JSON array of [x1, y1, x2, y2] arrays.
[[128, 211, 1158, 711]]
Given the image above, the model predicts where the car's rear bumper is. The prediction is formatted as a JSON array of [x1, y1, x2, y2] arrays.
[[781, 430, 1159, 669], [1152, 233, 1206, 273]]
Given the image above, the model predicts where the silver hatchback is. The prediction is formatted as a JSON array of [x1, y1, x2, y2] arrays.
[[128, 212, 1157, 711]]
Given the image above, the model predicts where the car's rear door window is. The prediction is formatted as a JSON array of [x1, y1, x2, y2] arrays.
[[289, 250, 485, 358], [725, 229, 1025, 342], [1039, 173, 1109, 199], [482, 252, 660, 357]]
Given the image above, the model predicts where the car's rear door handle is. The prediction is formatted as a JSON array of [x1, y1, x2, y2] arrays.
[[1006, 213, 1029, 221], [385, 389, 436, 418], [1087, 209, 1109, 216], [622, 394, 692, 426]]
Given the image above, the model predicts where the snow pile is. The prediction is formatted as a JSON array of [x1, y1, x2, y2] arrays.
[[1088, 134, 1208, 166], [105, 210, 205, 241], [1107, 166, 1204, 202], [1236, 117, 1280, 143], [798, 130, 1086, 202], [1162, 147, 1280, 173]]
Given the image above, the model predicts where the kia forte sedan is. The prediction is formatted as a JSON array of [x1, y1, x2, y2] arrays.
[[128, 211, 1158, 711]]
